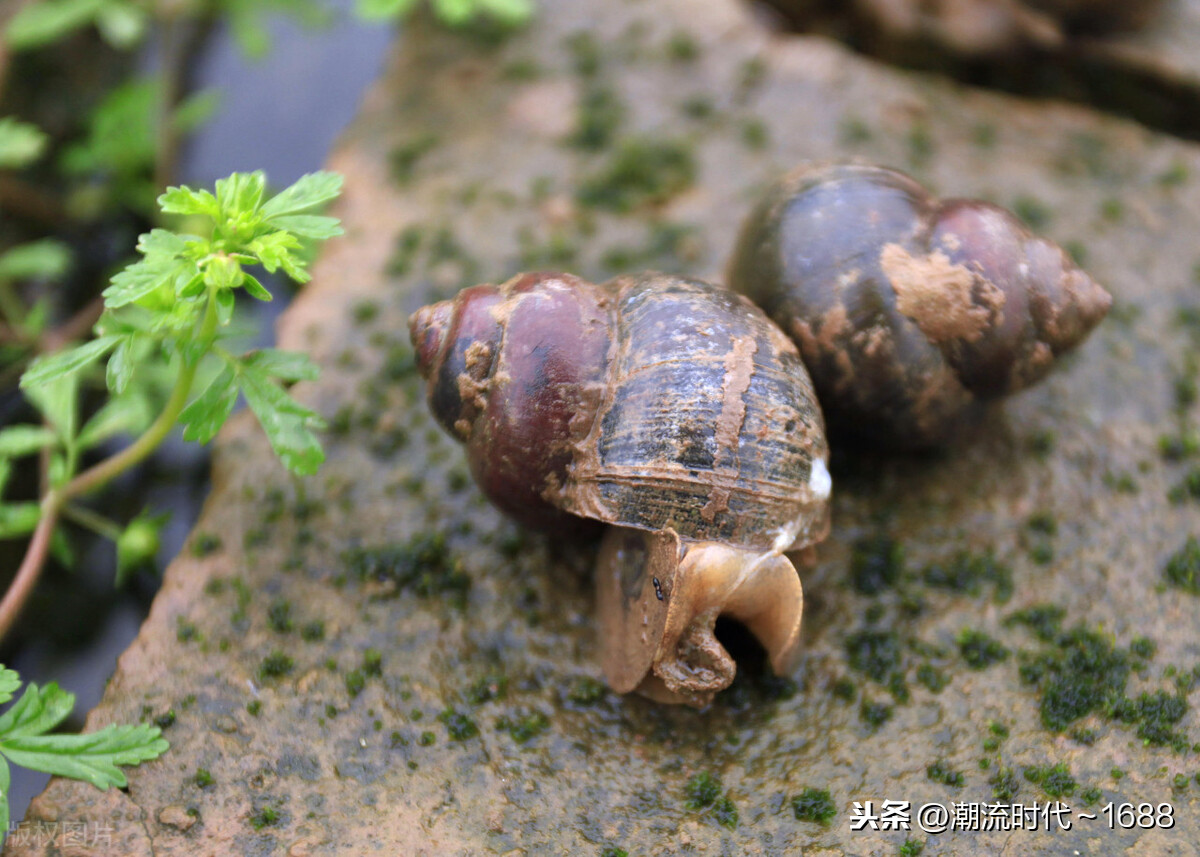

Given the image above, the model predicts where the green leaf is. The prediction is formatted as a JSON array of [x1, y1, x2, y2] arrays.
[[95, 0, 146, 48], [265, 214, 343, 240], [240, 369, 325, 475], [0, 503, 41, 540], [261, 171, 343, 218], [247, 231, 303, 276], [0, 116, 48, 168], [0, 425, 58, 458], [0, 756, 9, 838], [158, 185, 219, 218], [433, 0, 474, 25], [106, 336, 133, 394], [0, 723, 168, 790], [0, 459, 10, 498], [24, 374, 80, 443], [104, 254, 190, 308], [227, 5, 271, 58], [241, 273, 273, 301], [215, 171, 266, 217], [3, 0, 104, 50], [477, 0, 533, 24], [78, 394, 152, 450], [355, 0, 419, 20], [241, 349, 319, 382], [180, 366, 237, 444], [0, 668, 21, 706], [214, 287, 236, 325], [0, 682, 74, 739], [20, 335, 120, 389], [59, 78, 156, 180], [172, 88, 220, 134], [0, 239, 71, 281]]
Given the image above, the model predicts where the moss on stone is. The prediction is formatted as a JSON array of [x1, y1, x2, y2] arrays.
[[791, 788, 837, 824], [576, 138, 696, 212]]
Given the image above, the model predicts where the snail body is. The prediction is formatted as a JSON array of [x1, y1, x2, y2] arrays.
[[728, 163, 1111, 448], [411, 272, 831, 706]]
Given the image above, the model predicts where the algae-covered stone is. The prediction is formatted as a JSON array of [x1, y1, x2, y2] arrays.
[[8, 0, 1200, 854]]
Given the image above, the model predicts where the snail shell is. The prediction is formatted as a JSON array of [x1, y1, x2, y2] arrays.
[[410, 271, 831, 706], [727, 162, 1112, 448]]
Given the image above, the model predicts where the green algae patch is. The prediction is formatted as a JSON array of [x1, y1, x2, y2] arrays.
[[343, 532, 470, 604], [791, 788, 837, 824], [576, 137, 697, 212], [1164, 536, 1200, 593], [958, 630, 1010, 670]]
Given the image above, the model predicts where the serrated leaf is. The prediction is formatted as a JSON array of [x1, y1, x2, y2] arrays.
[[240, 349, 319, 382], [136, 228, 189, 257], [20, 335, 120, 390], [0, 668, 20, 706], [0, 723, 167, 790], [0, 682, 74, 739], [0, 116, 47, 167], [240, 370, 325, 475], [104, 254, 190, 308], [215, 171, 266, 217], [355, 0, 419, 20], [0, 503, 41, 540], [0, 425, 58, 458], [50, 526, 74, 568], [261, 171, 343, 218], [158, 185, 219, 218], [265, 214, 343, 240], [0, 239, 71, 280], [247, 230, 302, 275], [3, 0, 104, 50], [78, 394, 152, 450], [180, 366, 237, 444]]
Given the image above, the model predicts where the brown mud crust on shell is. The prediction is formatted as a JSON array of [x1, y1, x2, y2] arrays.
[[727, 161, 1111, 448], [882, 243, 1005, 344]]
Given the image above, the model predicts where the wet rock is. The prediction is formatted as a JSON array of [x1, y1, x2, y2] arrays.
[[7, 0, 1200, 854]]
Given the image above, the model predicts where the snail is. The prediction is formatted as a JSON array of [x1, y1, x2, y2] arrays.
[[409, 271, 831, 706], [727, 163, 1111, 448]]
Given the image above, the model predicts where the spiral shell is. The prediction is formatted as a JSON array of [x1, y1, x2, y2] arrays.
[[410, 271, 831, 705], [728, 162, 1112, 448]]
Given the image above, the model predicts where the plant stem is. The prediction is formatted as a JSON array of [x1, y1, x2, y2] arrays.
[[62, 505, 124, 543], [0, 291, 219, 643]]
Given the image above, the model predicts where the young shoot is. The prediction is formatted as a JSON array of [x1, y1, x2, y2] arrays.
[[0, 170, 343, 640]]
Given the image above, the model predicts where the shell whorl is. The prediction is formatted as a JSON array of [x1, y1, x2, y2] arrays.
[[728, 162, 1111, 447]]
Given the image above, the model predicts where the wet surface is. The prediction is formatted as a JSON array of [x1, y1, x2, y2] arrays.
[[6, 0, 1200, 853]]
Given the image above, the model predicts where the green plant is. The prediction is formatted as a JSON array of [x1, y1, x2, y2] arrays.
[[356, 0, 533, 27], [0, 169, 342, 639], [0, 664, 168, 840]]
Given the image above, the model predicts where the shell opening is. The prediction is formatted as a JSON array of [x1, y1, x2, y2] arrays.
[[596, 527, 804, 707]]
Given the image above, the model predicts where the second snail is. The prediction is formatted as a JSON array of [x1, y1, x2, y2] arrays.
[[409, 162, 1111, 706]]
